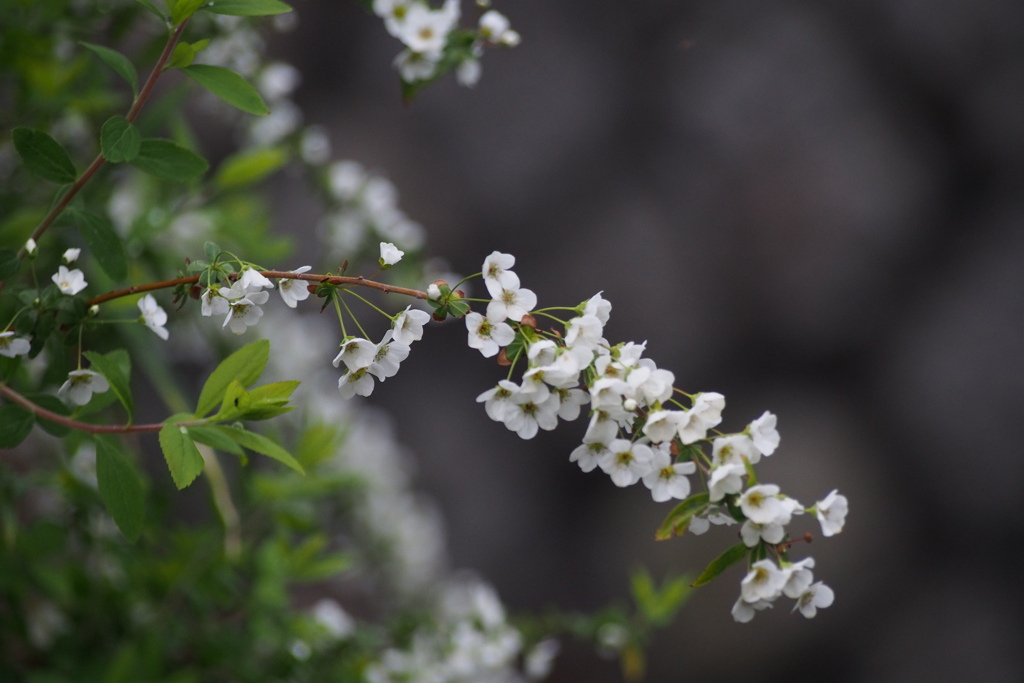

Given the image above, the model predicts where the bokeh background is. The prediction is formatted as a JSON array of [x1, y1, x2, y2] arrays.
[[267, 1, 1024, 680]]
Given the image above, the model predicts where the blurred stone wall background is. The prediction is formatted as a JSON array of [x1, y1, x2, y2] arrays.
[[267, 1, 1024, 680]]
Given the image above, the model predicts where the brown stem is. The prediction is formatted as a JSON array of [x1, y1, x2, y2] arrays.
[[12, 20, 191, 263], [0, 384, 168, 434], [87, 271, 428, 307]]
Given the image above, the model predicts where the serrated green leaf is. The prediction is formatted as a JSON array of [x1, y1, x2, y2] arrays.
[[83, 349, 133, 423], [71, 210, 128, 282], [22, 394, 70, 437], [202, 0, 292, 16], [158, 418, 205, 489], [80, 42, 139, 97], [214, 147, 288, 190], [212, 425, 304, 474], [691, 543, 749, 588], [0, 249, 19, 280], [194, 339, 269, 417], [0, 404, 35, 447], [187, 425, 244, 455], [100, 116, 141, 162], [12, 128, 77, 184], [95, 437, 145, 541], [236, 380, 298, 420], [654, 492, 709, 541], [181, 64, 269, 115], [130, 139, 208, 182]]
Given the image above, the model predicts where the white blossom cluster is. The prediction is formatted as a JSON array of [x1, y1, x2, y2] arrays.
[[371, 0, 519, 86], [323, 160, 427, 258], [459, 251, 849, 622], [365, 575, 557, 683]]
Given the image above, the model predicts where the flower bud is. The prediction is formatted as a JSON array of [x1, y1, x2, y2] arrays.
[[24, 238, 37, 257], [427, 282, 444, 301]]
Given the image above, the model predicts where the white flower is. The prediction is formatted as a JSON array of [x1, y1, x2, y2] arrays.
[[222, 289, 270, 335], [239, 267, 273, 292], [712, 434, 760, 467], [738, 484, 786, 525], [748, 410, 780, 456], [392, 305, 430, 345], [690, 391, 725, 427], [456, 58, 481, 87], [278, 266, 312, 308], [465, 311, 515, 358], [479, 10, 510, 42], [524, 638, 560, 680], [731, 596, 772, 623], [397, 1, 457, 56], [782, 558, 816, 599], [368, 331, 410, 381], [569, 438, 610, 473], [338, 367, 375, 399], [794, 581, 834, 618], [0, 331, 31, 358], [58, 369, 110, 406], [379, 241, 405, 266], [554, 387, 588, 421], [708, 462, 746, 502], [332, 337, 376, 371], [740, 559, 787, 604], [328, 160, 366, 201], [25, 238, 37, 256], [642, 446, 696, 502], [486, 283, 537, 323], [52, 266, 87, 295], [482, 251, 518, 294], [598, 439, 654, 487], [311, 599, 355, 640], [642, 409, 683, 443], [740, 519, 787, 547], [63, 247, 80, 263], [815, 489, 848, 537], [564, 314, 604, 351], [201, 286, 229, 317], [504, 390, 560, 440], [476, 380, 520, 422], [137, 294, 169, 340]]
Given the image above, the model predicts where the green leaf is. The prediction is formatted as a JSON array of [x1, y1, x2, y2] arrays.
[[691, 543, 749, 588], [80, 42, 139, 97], [0, 249, 19, 280], [130, 139, 208, 182], [95, 437, 145, 542], [100, 116, 141, 162], [12, 128, 77, 184], [158, 418, 205, 489], [180, 64, 269, 115], [631, 568, 691, 627], [167, 39, 210, 70], [0, 404, 35, 448], [194, 339, 270, 417], [26, 394, 72, 437], [72, 210, 128, 281], [654, 492, 709, 541], [135, 0, 165, 20], [201, 0, 293, 16], [212, 425, 305, 474], [187, 425, 244, 455], [235, 380, 298, 420], [83, 349, 133, 424], [214, 147, 288, 190], [213, 378, 251, 421], [170, 0, 206, 24]]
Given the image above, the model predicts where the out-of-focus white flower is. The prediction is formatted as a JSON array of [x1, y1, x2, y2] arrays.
[[58, 369, 109, 406], [0, 331, 31, 358], [137, 294, 169, 340]]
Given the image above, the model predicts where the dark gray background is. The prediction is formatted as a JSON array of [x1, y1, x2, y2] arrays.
[[270, 1, 1024, 680]]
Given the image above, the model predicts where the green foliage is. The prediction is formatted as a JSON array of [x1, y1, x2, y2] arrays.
[[180, 64, 270, 116], [129, 139, 209, 181], [100, 116, 142, 163], [654, 492, 709, 540], [214, 146, 289, 190], [0, 403, 35, 447], [159, 416, 206, 489], [201, 0, 294, 17], [82, 349, 134, 423], [11, 127, 77, 184], [630, 568, 691, 627], [71, 209, 129, 281], [95, 436, 146, 541], [691, 543, 750, 587], [80, 42, 139, 97], [194, 338, 270, 417]]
